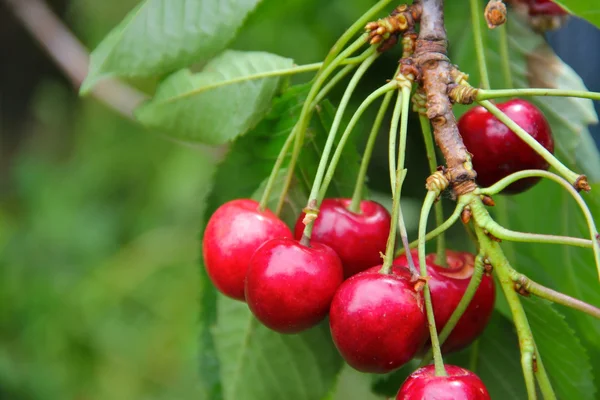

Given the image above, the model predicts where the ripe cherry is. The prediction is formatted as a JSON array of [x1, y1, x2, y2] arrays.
[[245, 238, 344, 333], [202, 199, 292, 301], [528, 0, 567, 16], [394, 250, 495, 353], [329, 266, 427, 373], [458, 99, 554, 194], [396, 365, 491, 399], [294, 199, 391, 278]]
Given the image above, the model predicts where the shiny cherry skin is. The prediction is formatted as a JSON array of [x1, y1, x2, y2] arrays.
[[202, 199, 292, 301], [245, 238, 344, 334], [294, 199, 391, 278], [396, 365, 491, 400], [329, 265, 427, 373], [458, 99, 554, 194], [394, 250, 495, 353], [529, 0, 567, 16]]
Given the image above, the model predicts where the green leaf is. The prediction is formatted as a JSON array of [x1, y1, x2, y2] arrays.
[[135, 51, 294, 144], [326, 366, 385, 400], [554, 1, 600, 28], [522, 298, 596, 400], [81, 0, 263, 93], [212, 295, 343, 400]]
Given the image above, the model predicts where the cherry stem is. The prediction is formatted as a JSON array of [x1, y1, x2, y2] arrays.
[[388, 91, 403, 191], [349, 91, 394, 213], [300, 52, 381, 241], [477, 169, 600, 280], [317, 80, 395, 203], [470, 0, 491, 90], [418, 114, 447, 267], [477, 100, 581, 186], [320, 0, 395, 70], [420, 253, 486, 366], [395, 197, 466, 257], [477, 88, 600, 102], [498, 23, 514, 90], [507, 269, 600, 319], [418, 190, 447, 377], [380, 168, 406, 274], [276, 37, 372, 215], [471, 195, 556, 400]]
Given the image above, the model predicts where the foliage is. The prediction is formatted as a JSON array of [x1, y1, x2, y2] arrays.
[[3, 0, 600, 399]]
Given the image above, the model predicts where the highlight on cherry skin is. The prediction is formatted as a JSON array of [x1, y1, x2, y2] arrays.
[[394, 250, 496, 353], [294, 198, 391, 278], [396, 364, 491, 400], [245, 238, 344, 334], [329, 265, 428, 373], [458, 99, 554, 194], [202, 199, 292, 301]]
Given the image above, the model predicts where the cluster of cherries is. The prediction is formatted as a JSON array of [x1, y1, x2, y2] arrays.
[[202, 99, 553, 398]]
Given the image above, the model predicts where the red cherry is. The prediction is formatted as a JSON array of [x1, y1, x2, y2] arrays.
[[245, 238, 344, 333], [329, 266, 427, 373], [396, 365, 491, 399], [394, 250, 495, 353], [202, 199, 292, 301], [294, 199, 391, 278], [458, 99, 554, 194], [529, 0, 567, 16]]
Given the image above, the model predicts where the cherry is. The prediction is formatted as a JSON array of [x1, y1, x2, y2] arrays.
[[202, 199, 292, 301], [329, 266, 427, 373], [528, 0, 567, 16], [294, 198, 391, 278], [396, 365, 491, 399], [245, 238, 344, 333], [458, 99, 554, 194], [394, 250, 495, 353]]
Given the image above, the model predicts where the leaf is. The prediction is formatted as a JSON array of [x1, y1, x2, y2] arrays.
[[554, 1, 600, 28], [326, 366, 385, 400], [522, 298, 596, 400], [135, 51, 294, 144], [212, 295, 343, 400], [81, 0, 263, 93]]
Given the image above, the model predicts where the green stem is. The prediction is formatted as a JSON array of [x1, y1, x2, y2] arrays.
[[419, 114, 447, 266], [349, 91, 394, 213], [395, 198, 466, 257], [477, 169, 600, 280], [418, 190, 447, 377], [380, 168, 406, 274], [508, 268, 600, 319], [321, 0, 395, 69], [312, 64, 356, 107], [470, 0, 491, 90], [276, 37, 371, 215], [258, 128, 296, 211], [498, 23, 513, 90], [479, 219, 592, 248], [469, 339, 481, 372], [471, 195, 555, 400], [477, 88, 600, 102], [533, 351, 557, 400], [420, 253, 486, 366], [477, 100, 581, 185], [318, 81, 396, 203], [300, 52, 380, 241], [388, 91, 403, 191]]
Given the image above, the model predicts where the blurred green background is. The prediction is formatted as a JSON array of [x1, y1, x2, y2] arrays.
[[0, 1, 410, 398]]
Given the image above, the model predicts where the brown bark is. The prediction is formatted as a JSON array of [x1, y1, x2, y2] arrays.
[[412, 0, 477, 196]]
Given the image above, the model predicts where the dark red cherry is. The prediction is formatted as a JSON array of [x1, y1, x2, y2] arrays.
[[396, 365, 491, 399], [458, 99, 554, 194], [394, 250, 495, 353], [329, 266, 427, 373], [245, 238, 344, 333], [529, 0, 567, 16], [202, 199, 292, 300], [294, 199, 391, 278]]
